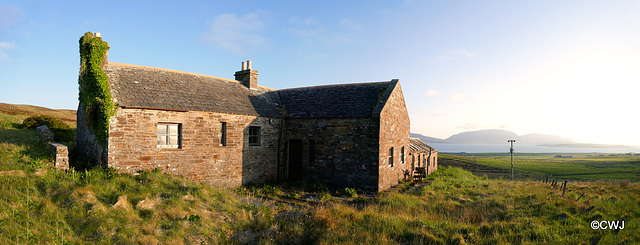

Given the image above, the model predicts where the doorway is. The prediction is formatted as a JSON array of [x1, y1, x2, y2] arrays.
[[288, 139, 304, 180]]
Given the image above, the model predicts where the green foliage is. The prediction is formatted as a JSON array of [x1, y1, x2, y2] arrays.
[[289, 192, 300, 199], [341, 188, 358, 197], [21, 115, 74, 142], [78, 32, 116, 146], [308, 182, 329, 193]]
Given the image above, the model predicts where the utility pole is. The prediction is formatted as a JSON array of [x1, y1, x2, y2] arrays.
[[508, 140, 515, 181]]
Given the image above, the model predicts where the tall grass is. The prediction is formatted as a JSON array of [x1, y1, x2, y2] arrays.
[[308, 166, 639, 244], [1, 113, 638, 244]]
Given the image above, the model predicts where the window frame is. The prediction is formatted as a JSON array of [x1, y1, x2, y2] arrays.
[[400, 146, 405, 164], [248, 126, 261, 146], [220, 122, 227, 146], [157, 123, 182, 149], [389, 147, 394, 167]]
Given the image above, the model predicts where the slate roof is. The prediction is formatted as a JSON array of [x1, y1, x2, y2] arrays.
[[105, 62, 396, 119], [410, 138, 437, 153], [277, 82, 393, 118], [105, 63, 282, 118]]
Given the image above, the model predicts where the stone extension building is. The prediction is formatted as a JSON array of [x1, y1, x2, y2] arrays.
[[77, 33, 416, 192], [409, 138, 438, 175]]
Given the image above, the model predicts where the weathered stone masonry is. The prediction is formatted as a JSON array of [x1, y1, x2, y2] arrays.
[[282, 118, 381, 191], [377, 82, 410, 191], [76, 33, 424, 192], [108, 109, 281, 187]]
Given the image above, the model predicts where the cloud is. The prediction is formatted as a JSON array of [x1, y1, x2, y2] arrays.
[[339, 18, 364, 32], [0, 41, 15, 61], [450, 93, 464, 102], [285, 16, 355, 46], [425, 89, 440, 97], [0, 5, 24, 31], [448, 49, 476, 58], [201, 11, 269, 54]]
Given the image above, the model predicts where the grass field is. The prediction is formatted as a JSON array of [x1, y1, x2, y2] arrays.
[[1, 110, 638, 243], [0, 102, 76, 126], [441, 153, 640, 181]]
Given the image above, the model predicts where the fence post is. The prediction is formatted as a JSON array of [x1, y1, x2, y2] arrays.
[[562, 180, 567, 197], [576, 193, 585, 201]]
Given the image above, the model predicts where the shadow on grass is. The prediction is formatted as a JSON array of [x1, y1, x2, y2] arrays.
[[0, 128, 51, 169]]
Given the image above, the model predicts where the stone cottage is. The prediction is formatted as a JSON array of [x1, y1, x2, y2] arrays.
[[77, 33, 411, 192], [409, 138, 438, 175]]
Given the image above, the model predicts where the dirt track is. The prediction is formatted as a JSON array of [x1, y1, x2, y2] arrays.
[[439, 156, 540, 180]]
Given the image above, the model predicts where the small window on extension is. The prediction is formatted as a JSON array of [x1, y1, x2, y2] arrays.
[[248, 126, 261, 146]]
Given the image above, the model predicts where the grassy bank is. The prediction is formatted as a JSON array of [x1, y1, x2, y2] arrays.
[[441, 153, 640, 181], [1, 113, 638, 244]]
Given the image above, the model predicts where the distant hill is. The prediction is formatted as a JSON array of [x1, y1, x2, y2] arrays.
[[446, 129, 576, 145], [446, 129, 519, 144], [0, 102, 76, 124], [410, 133, 448, 143], [412, 129, 580, 146]]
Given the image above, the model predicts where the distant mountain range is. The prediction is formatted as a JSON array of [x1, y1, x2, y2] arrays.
[[411, 129, 636, 148]]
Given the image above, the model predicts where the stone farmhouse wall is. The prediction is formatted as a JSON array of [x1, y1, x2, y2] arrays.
[[377, 83, 411, 192], [107, 108, 281, 188], [283, 118, 380, 192]]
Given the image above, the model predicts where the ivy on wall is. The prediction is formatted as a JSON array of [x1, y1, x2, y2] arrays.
[[79, 32, 116, 146]]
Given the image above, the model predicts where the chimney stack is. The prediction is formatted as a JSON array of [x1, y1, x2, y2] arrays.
[[235, 60, 258, 90]]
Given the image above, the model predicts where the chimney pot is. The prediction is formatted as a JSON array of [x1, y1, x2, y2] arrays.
[[95, 32, 101, 38], [235, 60, 258, 89]]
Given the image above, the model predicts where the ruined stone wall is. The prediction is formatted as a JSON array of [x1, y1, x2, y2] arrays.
[[37, 125, 70, 170], [108, 108, 281, 188], [378, 83, 410, 192], [50, 143, 69, 170], [283, 118, 380, 192], [76, 103, 109, 165]]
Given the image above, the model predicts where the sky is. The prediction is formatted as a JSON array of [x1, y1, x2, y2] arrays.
[[1, 1, 639, 146]]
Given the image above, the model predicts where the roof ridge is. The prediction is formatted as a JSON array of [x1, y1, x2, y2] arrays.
[[277, 81, 391, 92], [107, 62, 275, 90]]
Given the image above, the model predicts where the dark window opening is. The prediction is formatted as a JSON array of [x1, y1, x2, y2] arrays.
[[308, 140, 316, 164], [220, 122, 227, 146], [248, 126, 261, 146], [389, 147, 394, 167]]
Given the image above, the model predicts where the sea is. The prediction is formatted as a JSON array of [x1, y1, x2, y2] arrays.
[[428, 143, 640, 154]]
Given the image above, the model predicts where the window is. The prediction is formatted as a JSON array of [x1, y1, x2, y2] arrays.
[[157, 123, 181, 148], [389, 147, 394, 167], [400, 146, 405, 164], [220, 122, 227, 146], [248, 126, 261, 146], [308, 140, 316, 164]]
